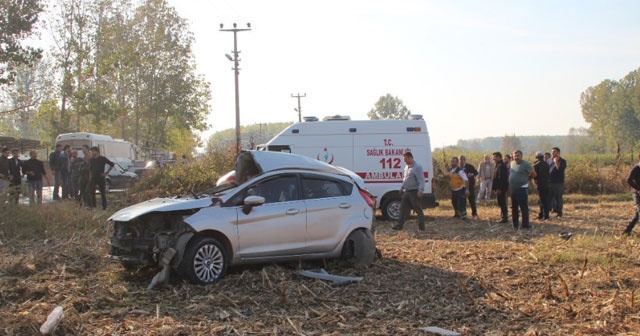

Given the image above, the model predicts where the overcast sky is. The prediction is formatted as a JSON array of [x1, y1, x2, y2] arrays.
[[167, 0, 640, 148]]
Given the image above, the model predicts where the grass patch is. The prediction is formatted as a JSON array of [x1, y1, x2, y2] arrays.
[[532, 234, 635, 267]]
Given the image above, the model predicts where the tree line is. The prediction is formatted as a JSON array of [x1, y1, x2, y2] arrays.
[[580, 67, 640, 156], [0, 0, 210, 157]]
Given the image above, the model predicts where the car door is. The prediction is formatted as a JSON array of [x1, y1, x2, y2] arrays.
[[235, 173, 308, 260], [302, 173, 355, 253]]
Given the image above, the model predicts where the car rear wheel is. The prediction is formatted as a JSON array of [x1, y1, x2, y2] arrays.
[[381, 196, 402, 221], [179, 236, 228, 285], [341, 229, 376, 268]]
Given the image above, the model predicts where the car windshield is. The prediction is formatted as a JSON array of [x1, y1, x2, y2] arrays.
[[196, 182, 238, 198], [114, 162, 127, 173]]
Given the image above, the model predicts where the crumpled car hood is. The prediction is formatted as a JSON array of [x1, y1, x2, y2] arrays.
[[108, 197, 213, 222]]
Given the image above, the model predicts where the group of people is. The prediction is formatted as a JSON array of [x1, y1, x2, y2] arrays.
[[48, 144, 115, 210], [485, 147, 567, 229], [0, 145, 115, 210], [0, 147, 39, 204], [392, 147, 569, 231]]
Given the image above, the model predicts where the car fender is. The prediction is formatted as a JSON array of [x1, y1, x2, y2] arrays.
[[171, 232, 195, 268]]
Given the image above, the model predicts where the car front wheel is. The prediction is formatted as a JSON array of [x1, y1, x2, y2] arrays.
[[179, 236, 228, 285]]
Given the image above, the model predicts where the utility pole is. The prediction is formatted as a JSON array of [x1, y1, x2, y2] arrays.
[[257, 122, 266, 143], [291, 93, 306, 122], [220, 22, 251, 157]]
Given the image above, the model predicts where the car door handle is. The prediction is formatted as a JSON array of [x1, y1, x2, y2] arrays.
[[286, 209, 300, 215], [339, 203, 351, 209]]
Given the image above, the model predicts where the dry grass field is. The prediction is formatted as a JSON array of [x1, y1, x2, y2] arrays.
[[1, 197, 639, 335]]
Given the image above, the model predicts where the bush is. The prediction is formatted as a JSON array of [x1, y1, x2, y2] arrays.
[[129, 147, 237, 203]]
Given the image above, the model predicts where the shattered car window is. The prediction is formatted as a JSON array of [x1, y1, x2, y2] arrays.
[[302, 175, 352, 199]]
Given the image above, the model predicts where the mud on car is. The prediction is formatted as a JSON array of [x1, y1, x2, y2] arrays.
[[108, 150, 377, 285]]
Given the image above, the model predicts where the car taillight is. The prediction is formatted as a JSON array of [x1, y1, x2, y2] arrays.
[[358, 188, 375, 208]]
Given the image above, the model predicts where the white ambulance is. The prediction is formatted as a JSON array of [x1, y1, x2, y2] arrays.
[[55, 132, 139, 168], [258, 115, 438, 221]]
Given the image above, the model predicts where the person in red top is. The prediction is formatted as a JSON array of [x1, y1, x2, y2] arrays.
[[87, 146, 114, 210]]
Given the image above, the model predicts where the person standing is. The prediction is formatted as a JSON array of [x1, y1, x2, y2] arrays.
[[0, 147, 11, 195], [459, 155, 478, 217], [545, 151, 556, 212], [88, 146, 114, 210], [61, 145, 72, 199], [8, 149, 23, 204], [78, 145, 92, 207], [492, 152, 509, 223], [509, 150, 536, 230], [393, 151, 426, 231], [503, 154, 512, 207], [549, 147, 567, 217], [48, 144, 64, 200], [22, 150, 49, 206], [69, 150, 83, 202], [533, 151, 551, 221], [449, 156, 469, 220], [623, 154, 640, 235], [477, 154, 495, 203]]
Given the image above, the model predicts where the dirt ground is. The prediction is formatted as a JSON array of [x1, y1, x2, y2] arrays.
[[1, 199, 639, 335]]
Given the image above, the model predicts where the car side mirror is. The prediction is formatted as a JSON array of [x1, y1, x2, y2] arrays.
[[242, 195, 265, 214]]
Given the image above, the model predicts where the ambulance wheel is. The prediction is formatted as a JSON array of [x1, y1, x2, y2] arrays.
[[381, 196, 402, 221]]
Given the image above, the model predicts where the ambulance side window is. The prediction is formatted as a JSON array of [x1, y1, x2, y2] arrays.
[[266, 145, 291, 153]]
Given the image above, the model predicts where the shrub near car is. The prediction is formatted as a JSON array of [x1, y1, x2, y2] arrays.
[[108, 150, 377, 285]]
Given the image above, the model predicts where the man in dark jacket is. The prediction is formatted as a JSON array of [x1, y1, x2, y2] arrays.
[[48, 144, 64, 200], [88, 146, 114, 210], [533, 151, 550, 221], [549, 146, 567, 217], [22, 150, 49, 206], [492, 151, 509, 223], [8, 149, 23, 204], [460, 155, 479, 217], [623, 154, 640, 235]]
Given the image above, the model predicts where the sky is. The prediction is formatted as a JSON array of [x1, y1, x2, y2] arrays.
[[166, 0, 640, 148]]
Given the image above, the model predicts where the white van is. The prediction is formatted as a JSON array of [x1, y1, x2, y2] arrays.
[[55, 132, 139, 168], [258, 115, 438, 220]]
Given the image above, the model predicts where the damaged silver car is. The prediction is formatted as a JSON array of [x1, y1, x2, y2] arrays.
[[108, 150, 377, 285]]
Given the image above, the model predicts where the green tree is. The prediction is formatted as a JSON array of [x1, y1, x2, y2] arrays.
[[127, 0, 209, 148], [46, 0, 96, 138], [37, 0, 209, 152], [0, 0, 43, 86], [367, 94, 411, 120], [0, 58, 55, 138], [581, 68, 640, 154]]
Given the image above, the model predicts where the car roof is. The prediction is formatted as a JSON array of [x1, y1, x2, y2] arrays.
[[238, 150, 368, 191], [244, 150, 344, 175]]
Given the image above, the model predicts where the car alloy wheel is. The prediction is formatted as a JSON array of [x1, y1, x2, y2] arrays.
[[180, 236, 227, 285]]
